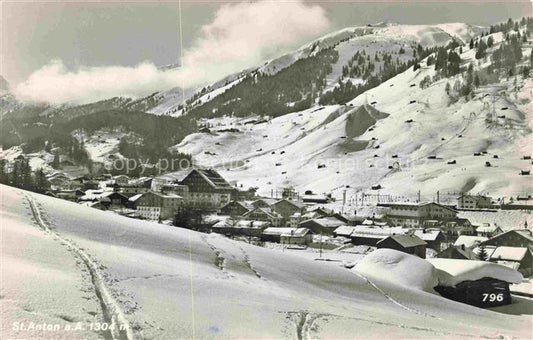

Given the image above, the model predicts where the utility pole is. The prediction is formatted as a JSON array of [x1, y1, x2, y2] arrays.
[[319, 233, 323, 258]]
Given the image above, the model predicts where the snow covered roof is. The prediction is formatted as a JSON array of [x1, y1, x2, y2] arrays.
[[213, 219, 268, 229], [351, 226, 407, 238], [263, 227, 299, 236], [303, 217, 346, 228], [252, 198, 277, 206], [273, 199, 305, 209], [244, 207, 281, 219], [453, 235, 488, 248], [280, 228, 311, 237], [334, 226, 356, 236], [378, 234, 426, 248], [428, 258, 523, 285], [413, 229, 442, 241], [490, 247, 529, 262], [476, 225, 502, 233], [128, 193, 143, 202]]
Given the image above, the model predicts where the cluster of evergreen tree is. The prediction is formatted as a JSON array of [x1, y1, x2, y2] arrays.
[[321, 42, 446, 105], [489, 17, 532, 35], [433, 47, 462, 77], [491, 34, 525, 75], [321, 53, 422, 105], [0, 156, 49, 193], [182, 47, 339, 119]]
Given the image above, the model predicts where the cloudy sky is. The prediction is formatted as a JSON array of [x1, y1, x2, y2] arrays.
[[1, 0, 531, 104]]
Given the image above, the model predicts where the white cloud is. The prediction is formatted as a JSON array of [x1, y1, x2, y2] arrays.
[[14, 0, 329, 105]]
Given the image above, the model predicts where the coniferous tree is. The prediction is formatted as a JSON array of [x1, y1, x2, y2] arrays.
[[475, 39, 488, 59], [33, 168, 49, 193], [477, 244, 489, 261], [487, 36, 494, 48]]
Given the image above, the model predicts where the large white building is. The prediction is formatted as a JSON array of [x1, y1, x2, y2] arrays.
[[378, 202, 458, 228]]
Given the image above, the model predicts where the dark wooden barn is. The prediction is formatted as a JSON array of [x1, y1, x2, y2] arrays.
[[377, 234, 427, 258], [434, 278, 512, 308]]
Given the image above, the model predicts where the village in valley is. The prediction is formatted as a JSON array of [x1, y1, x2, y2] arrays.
[[4, 151, 531, 308], [1, 5, 533, 337]]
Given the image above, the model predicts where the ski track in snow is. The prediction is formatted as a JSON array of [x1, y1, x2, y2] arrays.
[[284, 310, 505, 340], [352, 271, 439, 318], [25, 194, 134, 340], [200, 234, 227, 273], [238, 246, 263, 279]]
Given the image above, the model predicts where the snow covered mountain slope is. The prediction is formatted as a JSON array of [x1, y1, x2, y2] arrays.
[[1, 185, 531, 339], [142, 23, 482, 117], [176, 32, 532, 200]]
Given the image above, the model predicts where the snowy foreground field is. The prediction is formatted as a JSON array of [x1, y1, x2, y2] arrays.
[[1, 185, 532, 339]]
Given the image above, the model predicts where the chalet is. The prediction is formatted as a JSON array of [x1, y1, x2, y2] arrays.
[[476, 224, 504, 238], [260, 227, 312, 245], [435, 245, 476, 260], [100, 192, 129, 209], [457, 194, 493, 209], [299, 217, 346, 235], [56, 189, 85, 202], [480, 229, 533, 253], [376, 234, 427, 258], [113, 175, 130, 185], [243, 208, 282, 226], [430, 259, 522, 308], [178, 168, 233, 209], [136, 191, 183, 220], [46, 173, 72, 190], [489, 246, 533, 277], [333, 226, 357, 238], [271, 199, 306, 220], [212, 219, 267, 237], [219, 201, 253, 216], [308, 207, 334, 217], [413, 229, 445, 251], [251, 198, 277, 209], [348, 226, 407, 246], [287, 212, 304, 228], [377, 202, 457, 228], [280, 228, 313, 246], [440, 218, 476, 239]]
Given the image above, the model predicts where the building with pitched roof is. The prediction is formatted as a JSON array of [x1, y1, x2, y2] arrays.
[[378, 202, 458, 228], [377, 234, 427, 258], [178, 168, 233, 209], [489, 246, 533, 277]]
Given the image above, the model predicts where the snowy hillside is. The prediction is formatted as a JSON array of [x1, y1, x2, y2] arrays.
[[142, 23, 483, 117], [176, 28, 532, 201], [2, 184, 532, 339]]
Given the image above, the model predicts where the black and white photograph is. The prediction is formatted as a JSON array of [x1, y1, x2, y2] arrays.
[[0, 0, 532, 338]]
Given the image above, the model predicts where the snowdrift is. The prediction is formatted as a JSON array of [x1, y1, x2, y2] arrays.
[[353, 250, 523, 295], [353, 249, 449, 293]]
